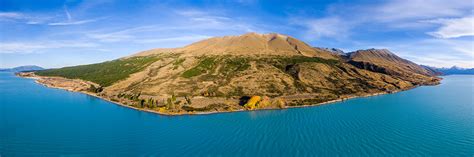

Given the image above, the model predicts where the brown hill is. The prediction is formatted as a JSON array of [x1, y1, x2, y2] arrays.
[[133, 33, 337, 59]]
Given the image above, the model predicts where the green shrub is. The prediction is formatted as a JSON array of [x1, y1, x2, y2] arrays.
[[172, 58, 186, 70], [260, 56, 339, 71], [181, 57, 217, 78], [220, 57, 250, 73]]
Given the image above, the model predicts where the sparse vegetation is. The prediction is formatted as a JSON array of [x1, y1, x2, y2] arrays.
[[219, 57, 251, 74], [181, 56, 251, 79], [173, 58, 186, 66], [181, 57, 217, 78], [259, 56, 339, 71], [287, 95, 338, 106], [181, 103, 230, 112], [172, 58, 186, 69], [228, 86, 245, 97]]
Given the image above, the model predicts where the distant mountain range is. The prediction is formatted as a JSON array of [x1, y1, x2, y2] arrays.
[[0, 65, 44, 72], [422, 65, 474, 75]]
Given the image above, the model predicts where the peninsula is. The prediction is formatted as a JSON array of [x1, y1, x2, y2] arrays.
[[18, 33, 441, 115]]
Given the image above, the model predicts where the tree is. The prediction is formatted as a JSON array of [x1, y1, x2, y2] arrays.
[[88, 85, 97, 93], [166, 95, 177, 110], [133, 94, 140, 101], [257, 96, 270, 109], [96, 86, 103, 93], [139, 99, 145, 108], [244, 96, 261, 110], [185, 96, 192, 105], [87, 85, 103, 93], [147, 98, 156, 108]]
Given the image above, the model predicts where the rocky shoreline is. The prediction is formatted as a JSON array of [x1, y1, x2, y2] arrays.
[[16, 72, 438, 116]]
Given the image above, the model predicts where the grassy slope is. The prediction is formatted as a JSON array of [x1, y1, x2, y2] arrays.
[[36, 56, 160, 87]]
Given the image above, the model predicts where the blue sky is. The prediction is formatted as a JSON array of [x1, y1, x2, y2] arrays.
[[0, 0, 473, 68]]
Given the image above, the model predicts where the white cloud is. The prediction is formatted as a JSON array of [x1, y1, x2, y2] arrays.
[[85, 9, 262, 43], [293, 0, 473, 68], [26, 21, 41, 25], [64, 5, 72, 21], [0, 12, 45, 23], [47, 6, 105, 26], [191, 16, 231, 24], [0, 41, 99, 54], [173, 9, 261, 32], [48, 19, 101, 26], [0, 12, 24, 19], [362, 38, 474, 68], [404, 54, 474, 68], [441, 39, 474, 58], [296, 16, 351, 40], [175, 10, 206, 17], [0, 9, 102, 26], [373, 0, 471, 22], [86, 26, 159, 42], [134, 35, 211, 44], [426, 16, 474, 38], [0, 11, 52, 24], [295, 0, 472, 39], [235, 0, 257, 5]]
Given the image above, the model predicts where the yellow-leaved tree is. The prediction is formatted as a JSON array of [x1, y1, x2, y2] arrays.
[[244, 96, 261, 110], [257, 96, 270, 109]]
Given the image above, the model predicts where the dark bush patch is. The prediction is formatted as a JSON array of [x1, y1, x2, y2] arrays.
[[36, 56, 160, 86]]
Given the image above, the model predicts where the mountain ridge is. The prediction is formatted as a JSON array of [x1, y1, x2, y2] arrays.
[[133, 33, 337, 59], [0, 65, 44, 72], [422, 65, 474, 75]]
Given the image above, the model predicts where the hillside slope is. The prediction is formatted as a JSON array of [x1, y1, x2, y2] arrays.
[[347, 49, 438, 85], [133, 33, 337, 59], [33, 33, 440, 115]]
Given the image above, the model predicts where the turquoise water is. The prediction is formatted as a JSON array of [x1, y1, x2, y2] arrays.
[[0, 72, 473, 156]]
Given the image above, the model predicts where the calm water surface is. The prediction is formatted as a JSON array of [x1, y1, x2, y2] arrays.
[[0, 72, 473, 156]]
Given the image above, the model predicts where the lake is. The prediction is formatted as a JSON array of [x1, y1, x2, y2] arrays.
[[0, 72, 473, 156]]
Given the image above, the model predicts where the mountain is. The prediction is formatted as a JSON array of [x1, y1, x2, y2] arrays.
[[31, 33, 440, 115], [314, 47, 345, 56], [133, 33, 337, 59], [420, 65, 444, 76], [346, 49, 438, 85], [423, 66, 474, 75], [0, 65, 44, 72]]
